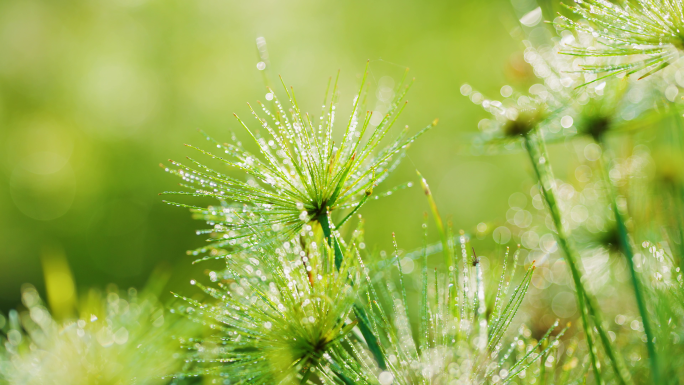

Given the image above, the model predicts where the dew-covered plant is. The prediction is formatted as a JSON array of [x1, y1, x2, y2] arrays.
[[636, 240, 684, 382], [558, 0, 684, 80], [162, 64, 439, 375], [10, 1, 684, 383], [353, 230, 573, 385], [175, 229, 365, 384], [458, 3, 683, 383], [161, 63, 434, 265], [462, 23, 657, 154], [155, 52, 607, 384], [0, 285, 188, 385], [463, 80, 624, 385], [454, 1, 684, 383]]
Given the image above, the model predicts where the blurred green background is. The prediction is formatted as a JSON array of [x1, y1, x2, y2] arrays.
[[0, 0, 550, 311]]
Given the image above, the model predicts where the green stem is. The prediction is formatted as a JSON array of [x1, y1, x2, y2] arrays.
[[596, 138, 659, 384], [299, 356, 318, 384], [668, 108, 684, 267], [522, 131, 630, 385], [318, 211, 344, 270], [317, 210, 387, 370], [673, 184, 684, 268], [539, 131, 633, 384], [336, 194, 370, 232], [328, 361, 356, 385], [417, 170, 451, 270], [585, 294, 631, 385], [539, 346, 547, 385]]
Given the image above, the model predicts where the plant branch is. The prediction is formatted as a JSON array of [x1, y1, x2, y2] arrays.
[[317, 210, 387, 370], [596, 137, 659, 384]]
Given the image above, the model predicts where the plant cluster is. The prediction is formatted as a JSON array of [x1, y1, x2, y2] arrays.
[[4, 0, 684, 384], [0, 284, 190, 385]]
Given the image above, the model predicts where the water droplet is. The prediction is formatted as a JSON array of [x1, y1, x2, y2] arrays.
[[378, 371, 394, 385], [560, 115, 573, 128]]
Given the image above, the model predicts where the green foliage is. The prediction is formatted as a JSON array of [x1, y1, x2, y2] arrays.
[[161, 65, 433, 262], [559, 0, 684, 80], [158, 63, 576, 384], [0, 285, 189, 385], [176, 231, 363, 384], [354, 235, 571, 384], [460, 2, 684, 384], [7, 1, 684, 384]]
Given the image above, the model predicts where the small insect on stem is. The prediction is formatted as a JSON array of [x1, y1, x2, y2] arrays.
[[471, 246, 480, 267]]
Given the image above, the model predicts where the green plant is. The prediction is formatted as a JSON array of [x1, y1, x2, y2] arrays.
[[461, 4, 684, 383], [559, 0, 684, 81], [161, 63, 433, 265], [0, 284, 188, 385], [160, 65, 585, 385], [7, 1, 684, 384], [176, 231, 363, 384], [353, 226, 573, 385]]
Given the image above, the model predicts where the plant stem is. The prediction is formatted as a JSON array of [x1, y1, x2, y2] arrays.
[[668, 109, 684, 267], [596, 137, 659, 384], [522, 130, 630, 385], [539, 346, 547, 385], [417, 170, 451, 270], [317, 210, 387, 370], [319, 211, 344, 270], [299, 356, 318, 384], [671, 184, 684, 267]]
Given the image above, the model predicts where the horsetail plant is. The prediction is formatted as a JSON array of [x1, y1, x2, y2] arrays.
[[346, 220, 576, 385], [176, 225, 371, 384], [163, 64, 437, 372], [462, 87, 627, 385], [161, 62, 435, 266], [7, 1, 684, 383], [558, 0, 684, 81], [457, 5, 684, 380]]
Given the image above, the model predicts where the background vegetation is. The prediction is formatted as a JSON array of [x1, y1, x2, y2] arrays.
[[0, 0, 545, 310]]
